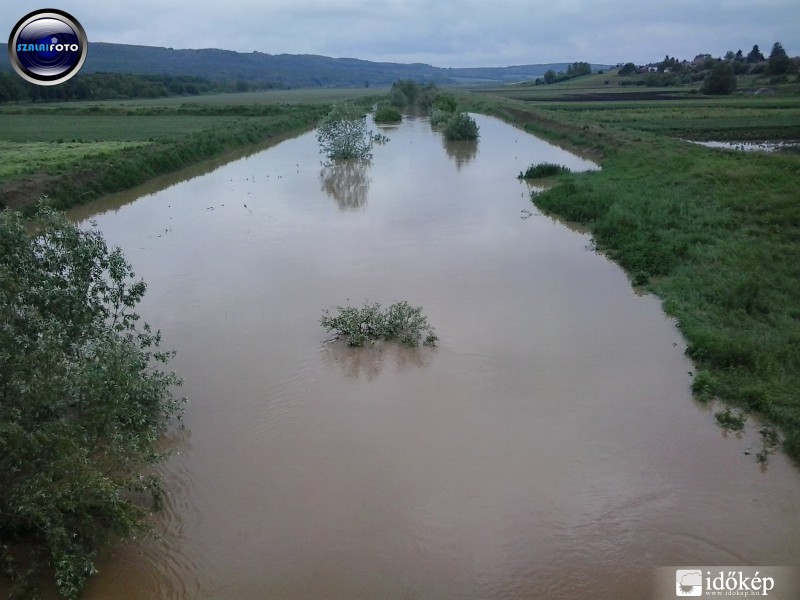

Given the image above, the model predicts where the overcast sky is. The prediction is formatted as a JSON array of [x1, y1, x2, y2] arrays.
[[3, 0, 798, 68]]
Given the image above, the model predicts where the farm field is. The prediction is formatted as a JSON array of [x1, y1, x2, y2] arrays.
[[0, 89, 381, 212]]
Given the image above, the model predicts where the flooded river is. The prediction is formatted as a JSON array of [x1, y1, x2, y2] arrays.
[[53, 114, 800, 598]]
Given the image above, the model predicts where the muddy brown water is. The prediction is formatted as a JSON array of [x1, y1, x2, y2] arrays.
[[14, 114, 800, 599]]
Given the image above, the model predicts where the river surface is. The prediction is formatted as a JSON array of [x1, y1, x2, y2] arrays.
[[54, 114, 800, 598]]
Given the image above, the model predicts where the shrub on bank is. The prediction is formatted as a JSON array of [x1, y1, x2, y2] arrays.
[[518, 162, 572, 179]]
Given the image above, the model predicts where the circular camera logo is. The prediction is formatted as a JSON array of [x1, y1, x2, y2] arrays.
[[7, 9, 88, 86]]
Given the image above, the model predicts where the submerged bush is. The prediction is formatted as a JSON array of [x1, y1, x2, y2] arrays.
[[443, 112, 479, 141], [374, 104, 402, 124], [429, 108, 451, 127], [518, 162, 572, 179], [715, 408, 746, 431], [321, 301, 438, 347]]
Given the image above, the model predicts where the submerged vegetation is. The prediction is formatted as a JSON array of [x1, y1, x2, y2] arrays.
[[373, 104, 402, 124], [518, 162, 572, 179], [316, 102, 375, 161], [321, 301, 438, 347], [442, 112, 480, 141]]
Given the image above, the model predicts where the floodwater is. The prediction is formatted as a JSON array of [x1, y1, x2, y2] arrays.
[[686, 139, 800, 153], [31, 114, 800, 598]]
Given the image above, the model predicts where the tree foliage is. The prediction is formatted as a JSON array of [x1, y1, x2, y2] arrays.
[[767, 42, 793, 76], [747, 44, 765, 63], [316, 103, 373, 161], [0, 207, 183, 599], [702, 62, 737, 95], [0, 72, 281, 104], [388, 80, 439, 109]]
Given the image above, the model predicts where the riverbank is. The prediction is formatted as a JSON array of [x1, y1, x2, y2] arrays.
[[462, 88, 800, 462], [0, 90, 380, 215]]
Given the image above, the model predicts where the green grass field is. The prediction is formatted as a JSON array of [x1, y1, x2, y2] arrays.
[[0, 140, 151, 179], [0, 89, 380, 211], [0, 114, 247, 142]]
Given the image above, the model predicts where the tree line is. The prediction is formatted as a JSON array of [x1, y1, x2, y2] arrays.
[[0, 71, 285, 104], [536, 62, 593, 85], [616, 41, 797, 95]]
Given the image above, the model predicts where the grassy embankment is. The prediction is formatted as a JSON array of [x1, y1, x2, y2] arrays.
[[463, 73, 800, 461], [0, 88, 379, 214]]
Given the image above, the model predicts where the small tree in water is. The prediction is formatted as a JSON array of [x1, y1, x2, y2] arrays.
[[317, 102, 373, 161], [321, 301, 438, 347]]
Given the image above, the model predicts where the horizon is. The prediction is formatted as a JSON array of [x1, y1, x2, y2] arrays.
[[2, 1, 798, 70]]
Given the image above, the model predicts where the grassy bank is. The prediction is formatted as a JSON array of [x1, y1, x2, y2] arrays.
[[0, 89, 380, 213], [462, 81, 800, 462]]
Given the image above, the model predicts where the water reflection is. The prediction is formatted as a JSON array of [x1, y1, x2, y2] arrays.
[[321, 340, 431, 381], [443, 139, 478, 169], [319, 159, 372, 210]]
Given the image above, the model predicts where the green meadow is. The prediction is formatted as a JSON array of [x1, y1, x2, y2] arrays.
[[0, 89, 381, 212]]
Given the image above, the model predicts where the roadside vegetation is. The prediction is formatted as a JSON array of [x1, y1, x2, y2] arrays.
[[462, 72, 800, 462]]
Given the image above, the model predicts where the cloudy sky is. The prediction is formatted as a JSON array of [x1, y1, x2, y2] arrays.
[[3, 0, 798, 68]]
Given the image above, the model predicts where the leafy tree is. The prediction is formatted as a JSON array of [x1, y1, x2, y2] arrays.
[[767, 41, 793, 76], [619, 62, 637, 76], [316, 103, 373, 161], [0, 73, 25, 103], [702, 61, 737, 95], [416, 83, 440, 111], [388, 80, 419, 107], [0, 207, 183, 599], [543, 69, 557, 84], [747, 44, 765, 63], [566, 62, 592, 77]]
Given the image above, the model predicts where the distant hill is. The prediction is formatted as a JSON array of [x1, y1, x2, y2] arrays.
[[1, 42, 611, 88]]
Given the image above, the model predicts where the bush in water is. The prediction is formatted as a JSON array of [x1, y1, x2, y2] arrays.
[[321, 301, 438, 347]]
